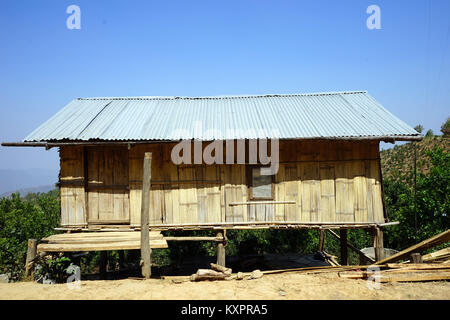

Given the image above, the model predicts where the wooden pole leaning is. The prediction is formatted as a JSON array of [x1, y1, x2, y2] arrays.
[[318, 229, 325, 252], [373, 226, 385, 262], [140, 152, 152, 279], [216, 230, 226, 267], [25, 239, 37, 280]]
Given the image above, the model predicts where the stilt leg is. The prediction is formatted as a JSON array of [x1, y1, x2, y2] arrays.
[[373, 227, 385, 262], [25, 239, 37, 280], [216, 230, 226, 267], [318, 229, 325, 252]]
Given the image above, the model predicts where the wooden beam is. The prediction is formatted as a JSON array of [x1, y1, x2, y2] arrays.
[[422, 247, 450, 263], [373, 227, 385, 262], [164, 236, 225, 242], [25, 239, 37, 279], [83, 147, 89, 225], [216, 230, 226, 267], [229, 201, 296, 206], [140, 152, 152, 279], [37, 240, 168, 252], [318, 229, 325, 252], [374, 229, 450, 265]]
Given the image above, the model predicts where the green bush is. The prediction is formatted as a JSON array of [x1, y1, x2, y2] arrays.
[[34, 255, 75, 284], [0, 191, 60, 280], [384, 147, 450, 251]]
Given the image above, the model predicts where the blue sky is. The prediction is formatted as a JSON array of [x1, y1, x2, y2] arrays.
[[0, 0, 449, 186]]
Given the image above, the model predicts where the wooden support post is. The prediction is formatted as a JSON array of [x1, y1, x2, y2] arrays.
[[99, 251, 107, 280], [25, 239, 37, 279], [339, 229, 348, 266], [216, 230, 226, 267], [373, 227, 385, 262], [140, 152, 152, 279], [318, 229, 325, 252], [411, 252, 423, 264]]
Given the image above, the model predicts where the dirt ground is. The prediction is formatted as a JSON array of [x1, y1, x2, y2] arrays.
[[1, 272, 449, 300]]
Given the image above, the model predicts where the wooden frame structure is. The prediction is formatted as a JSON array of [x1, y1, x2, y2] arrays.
[[56, 139, 387, 231], [46, 138, 391, 266]]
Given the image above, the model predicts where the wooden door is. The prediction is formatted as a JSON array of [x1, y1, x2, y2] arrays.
[[87, 147, 130, 224]]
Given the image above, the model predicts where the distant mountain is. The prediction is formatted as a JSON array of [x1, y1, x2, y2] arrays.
[[0, 185, 56, 198], [0, 168, 58, 196]]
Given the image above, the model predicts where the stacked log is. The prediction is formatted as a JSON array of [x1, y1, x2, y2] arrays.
[[190, 263, 232, 281]]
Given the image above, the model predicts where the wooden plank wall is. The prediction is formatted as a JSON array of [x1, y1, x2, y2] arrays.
[[59, 140, 385, 228], [59, 146, 86, 226], [87, 148, 129, 224]]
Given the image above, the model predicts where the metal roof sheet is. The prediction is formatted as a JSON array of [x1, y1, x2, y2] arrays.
[[23, 91, 420, 142]]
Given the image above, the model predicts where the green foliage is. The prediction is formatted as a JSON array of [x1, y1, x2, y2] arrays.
[[414, 124, 424, 134], [384, 148, 450, 251], [441, 117, 450, 136], [34, 255, 75, 283], [425, 129, 434, 138], [0, 190, 60, 280]]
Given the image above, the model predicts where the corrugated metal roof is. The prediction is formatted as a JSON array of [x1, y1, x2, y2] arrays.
[[23, 91, 420, 142]]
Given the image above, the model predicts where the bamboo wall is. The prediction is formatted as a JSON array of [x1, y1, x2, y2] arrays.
[[59, 140, 385, 228]]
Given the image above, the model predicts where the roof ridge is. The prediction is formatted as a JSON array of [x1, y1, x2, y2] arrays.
[[77, 90, 368, 101]]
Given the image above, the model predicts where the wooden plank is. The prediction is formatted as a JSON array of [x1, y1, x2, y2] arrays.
[[43, 231, 163, 240], [319, 164, 335, 222], [196, 166, 207, 223], [373, 227, 385, 261], [141, 152, 152, 279], [365, 160, 375, 222], [113, 148, 129, 222], [335, 162, 354, 222], [378, 271, 450, 282], [284, 166, 298, 221], [370, 159, 384, 223], [255, 203, 265, 221], [229, 201, 296, 206], [339, 270, 450, 283], [216, 230, 226, 267], [59, 146, 86, 226], [129, 152, 142, 226], [206, 165, 221, 223], [375, 229, 450, 265], [231, 165, 245, 222], [274, 165, 285, 221], [178, 166, 198, 224], [353, 161, 368, 223], [386, 263, 450, 270], [223, 166, 233, 222], [422, 247, 450, 262], [98, 149, 114, 221], [25, 239, 37, 278], [87, 149, 99, 222], [318, 229, 325, 251], [300, 162, 320, 222], [37, 240, 168, 252]]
